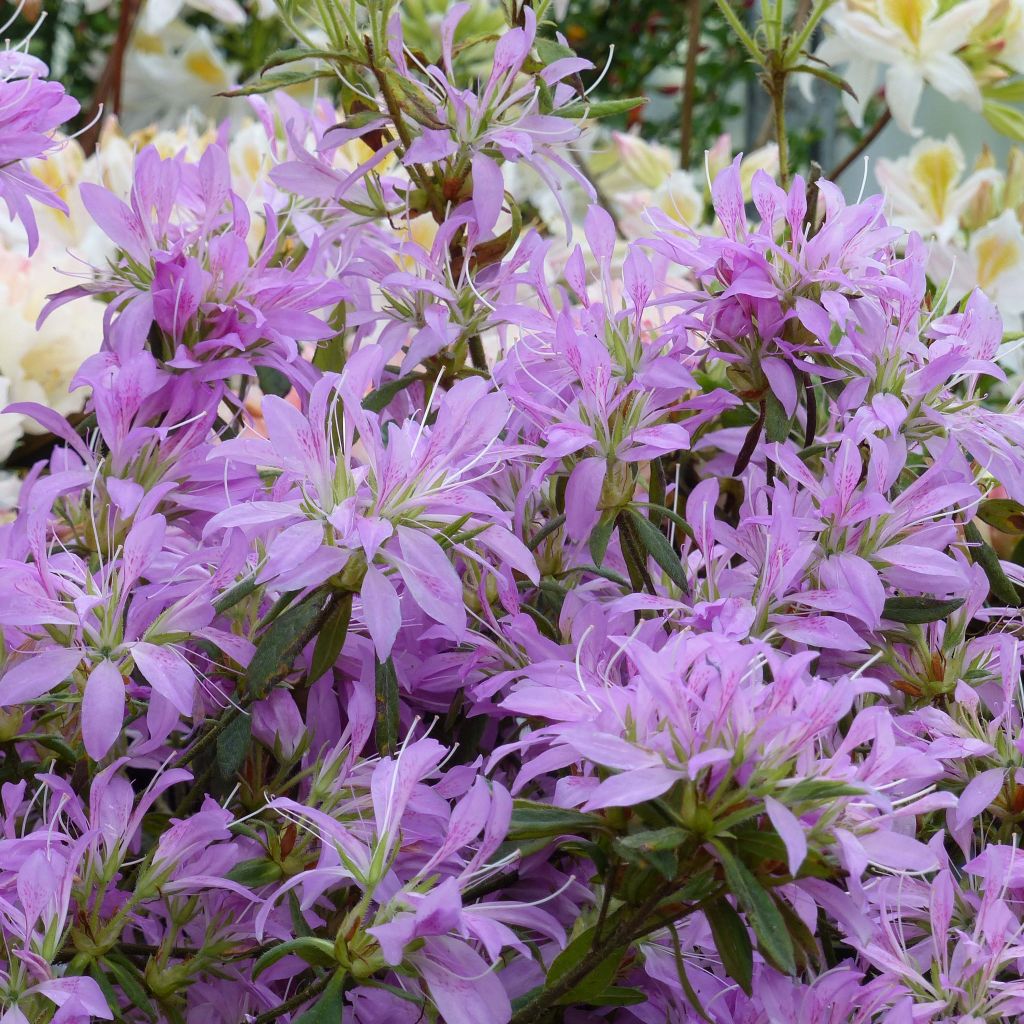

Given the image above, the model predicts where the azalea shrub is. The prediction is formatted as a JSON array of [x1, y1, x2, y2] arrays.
[[5, 1, 1024, 1024]]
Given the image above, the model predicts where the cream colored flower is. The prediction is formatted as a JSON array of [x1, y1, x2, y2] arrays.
[[0, 378, 25, 465], [0, 247, 104, 440], [876, 136, 1001, 241], [931, 210, 1024, 326], [816, 0, 990, 134], [121, 23, 238, 132]]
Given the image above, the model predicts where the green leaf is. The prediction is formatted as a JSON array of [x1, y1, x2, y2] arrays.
[[789, 63, 857, 98], [978, 498, 1024, 534], [256, 365, 292, 398], [783, 779, 863, 803], [589, 986, 647, 1006], [217, 713, 252, 781], [714, 843, 796, 975], [764, 392, 791, 443], [882, 595, 965, 624], [89, 963, 129, 1022], [616, 826, 689, 852], [626, 508, 688, 591], [589, 516, 616, 567], [103, 953, 157, 1018], [227, 858, 285, 888], [310, 592, 352, 682], [965, 521, 1021, 606], [614, 826, 687, 879], [261, 46, 341, 72], [508, 799, 606, 840], [213, 574, 259, 614], [293, 972, 348, 1024], [221, 68, 336, 97], [554, 97, 648, 120], [535, 38, 578, 63], [375, 656, 401, 757], [549, 928, 625, 1006], [984, 99, 1024, 143], [253, 937, 337, 978], [706, 898, 754, 994], [630, 501, 695, 541], [247, 589, 332, 698], [33, 734, 78, 763], [362, 373, 422, 412], [984, 78, 1024, 104]]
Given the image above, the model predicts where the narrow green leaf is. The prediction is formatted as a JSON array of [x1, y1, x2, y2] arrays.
[[549, 928, 625, 1006], [213, 574, 259, 615], [984, 99, 1024, 143], [882, 595, 965, 624], [626, 508, 688, 591], [216, 713, 252, 781], [227, 858, 285, 887], [33, 734, 78, 763], [789, 63, 857, 98], [247, 589, 332, 698], [293, 972, 348, 1024], [630, 501, 695, 540], [764, 392, 791, 443], [554, 97, 648, 120], [508, 799, 606, 840], [262, 46, 341, 72], [965, 521, 1021, 606], [362, 373, 422, 412], [310, 592, 352, 682], [714, 843, 796, 974], [706, 898, 754, 994], [783, 779, 864, 802], [253, 937, 337, 978], [222, 69, 336, 97], [256, 365, 292, 398], [89, 963, 129, 1022], [589, 516, 616, 567], [590, 987, 646, 1006], [978, 498, 1024, 534], [375, 656, 401, 757], [105, 951, 157, 1016], [614, 827, 686, 878]]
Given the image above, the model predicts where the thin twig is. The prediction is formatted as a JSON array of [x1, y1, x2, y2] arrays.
[[80, 0, 140, 154], [680, 0, 702, 167], [826, 107, 892, 182]]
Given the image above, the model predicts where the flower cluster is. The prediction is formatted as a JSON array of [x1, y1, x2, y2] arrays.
[[5, 4, 1024, 1024]]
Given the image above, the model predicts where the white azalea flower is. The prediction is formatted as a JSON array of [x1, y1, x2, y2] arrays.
[[0, 246, 104, 451], [815, 0, 990, 134], [121, 24, 238, 132], [144, 0, 246, 32], [85, 0, 247, 31], [930, 210, 1024, 327], [876, 136, 1001, 241], [0, 378, 25, 465]]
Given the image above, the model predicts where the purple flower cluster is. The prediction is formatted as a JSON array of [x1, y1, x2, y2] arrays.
[[5, 8, 1024, 1024], [0, 50, 79, 252]]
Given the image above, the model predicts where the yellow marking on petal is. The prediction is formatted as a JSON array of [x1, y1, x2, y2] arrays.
[[184, 50, 229, 87], [909, 141, 962, 223], [975, 231, 1024, 289], [878, 0, 935, 45]]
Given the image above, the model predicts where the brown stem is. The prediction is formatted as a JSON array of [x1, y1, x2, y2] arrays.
[[81, 0, 141, 154], [826, 107, 892, 183], [680, 0, 702, 167]]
